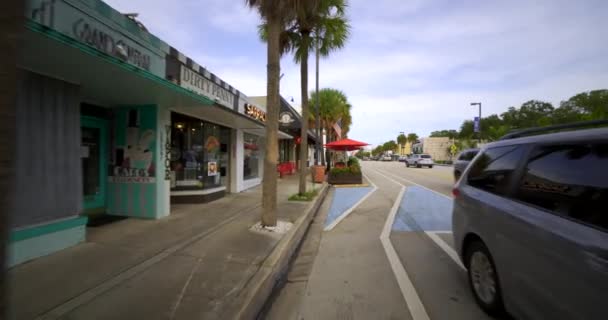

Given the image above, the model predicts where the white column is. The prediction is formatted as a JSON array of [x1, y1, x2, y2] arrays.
[[156, 105, 171, 218], [231, 129, 244, 193]]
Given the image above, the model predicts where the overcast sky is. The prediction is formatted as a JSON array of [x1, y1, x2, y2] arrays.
[[105, 0, 608, 146]]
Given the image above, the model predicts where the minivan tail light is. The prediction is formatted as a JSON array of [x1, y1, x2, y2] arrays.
[[452, 187, 460, 198]]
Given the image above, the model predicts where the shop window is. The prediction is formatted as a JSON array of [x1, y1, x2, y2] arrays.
[[515, 144, 608, 230], [244, 133, 261, 180], [467, 145, 526, 196], [170, 113, 229, 190], [279, 139, 291, 163]]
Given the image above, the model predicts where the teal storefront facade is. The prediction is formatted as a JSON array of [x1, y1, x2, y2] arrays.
[[9, 0, 273, 267]]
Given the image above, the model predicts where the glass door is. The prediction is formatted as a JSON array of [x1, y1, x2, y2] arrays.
[[81, 117, 107, 211]]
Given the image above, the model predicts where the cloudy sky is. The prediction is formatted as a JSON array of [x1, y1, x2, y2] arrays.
[[105, 0, 608, 146]]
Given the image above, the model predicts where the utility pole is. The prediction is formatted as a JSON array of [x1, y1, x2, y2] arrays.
[[315, 34, 321, 165]]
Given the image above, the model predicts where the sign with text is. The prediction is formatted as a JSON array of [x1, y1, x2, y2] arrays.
[[474, 116, 480, 133], [245, 103, 267, 122], [27, 0, 164, 75], [180, 65, 235, 109]]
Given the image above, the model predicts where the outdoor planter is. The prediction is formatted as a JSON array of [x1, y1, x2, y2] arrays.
[[312, 165, 326, 183], [328, 170, 362, 185]]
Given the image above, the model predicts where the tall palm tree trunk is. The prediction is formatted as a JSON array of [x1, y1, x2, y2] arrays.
[[298, 31, 310, 195], [0, 0, 23, 315], [262, 18, 281, 227]]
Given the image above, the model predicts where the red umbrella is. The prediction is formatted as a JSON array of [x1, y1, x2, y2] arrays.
[[325, 138, 369, 151]]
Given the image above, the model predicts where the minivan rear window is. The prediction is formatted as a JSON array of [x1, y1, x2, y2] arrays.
[[467, 145, 527, 196], [515, 144, 608, 230]]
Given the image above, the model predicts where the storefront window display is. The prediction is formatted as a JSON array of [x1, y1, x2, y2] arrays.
[[244, 133, 261, 180], [170, 113, 229, 190]]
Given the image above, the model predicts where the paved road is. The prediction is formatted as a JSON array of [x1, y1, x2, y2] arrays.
[[265, 161, 493, 320]]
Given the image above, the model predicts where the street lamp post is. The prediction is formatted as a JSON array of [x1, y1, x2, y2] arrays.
[[470, 102, 482, 143]]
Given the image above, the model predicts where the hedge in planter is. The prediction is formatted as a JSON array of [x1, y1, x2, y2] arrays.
[[328, 164, 362, 185]]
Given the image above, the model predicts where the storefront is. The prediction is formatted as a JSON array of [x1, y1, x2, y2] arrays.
[[168, 112, 231, 202], [250, 95, 319, 172], [9, 0, 273, 267]]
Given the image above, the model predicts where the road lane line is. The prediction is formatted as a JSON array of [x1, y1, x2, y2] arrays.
[[370, 168, 411, 187], [425, 231, 465, 271], [376, 168, 451, 199], [324, 173, 378, 231], [371, 174, 430, 320]]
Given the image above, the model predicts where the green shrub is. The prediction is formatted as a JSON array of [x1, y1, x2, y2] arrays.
[[330, 167, 350, 175], [288, 188, 319, 201]]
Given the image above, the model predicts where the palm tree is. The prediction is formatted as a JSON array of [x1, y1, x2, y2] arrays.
[[397, 133, 407, 155], [246, 0, 298, 227], [258, 0, 349, 195], [310, 88, 352, 166], [0, 0, 24, 314], [407, 133, 419, 153]]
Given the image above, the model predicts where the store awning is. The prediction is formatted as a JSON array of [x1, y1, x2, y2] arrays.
[[21, 21, 216, 109], [243, 128, 293, 140]]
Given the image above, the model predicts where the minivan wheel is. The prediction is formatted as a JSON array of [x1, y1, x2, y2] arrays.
[[465, 241, 504, 316], [406, 162, 410, 167]]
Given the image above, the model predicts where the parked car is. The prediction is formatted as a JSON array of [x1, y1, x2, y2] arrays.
[[453, 148, 479, 181], [405, 154, 434, 168], [398, 155, 407, 162], [452, 122, 608, 320], [382, 155, 392, 161]]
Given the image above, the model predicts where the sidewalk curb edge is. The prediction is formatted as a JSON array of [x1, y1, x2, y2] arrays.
[[232, 183, 330, 320]]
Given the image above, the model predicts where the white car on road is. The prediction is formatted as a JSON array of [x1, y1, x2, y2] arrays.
[[405, 154, 434, 168]]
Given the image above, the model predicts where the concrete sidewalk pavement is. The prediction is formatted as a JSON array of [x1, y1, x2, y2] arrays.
[[9, 175, 328, 320]]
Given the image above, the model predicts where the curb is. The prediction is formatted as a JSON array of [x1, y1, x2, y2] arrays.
[[230, 183, 330, 320]]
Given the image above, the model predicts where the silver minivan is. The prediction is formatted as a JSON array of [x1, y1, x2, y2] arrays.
[[452, 125, 608, 320]]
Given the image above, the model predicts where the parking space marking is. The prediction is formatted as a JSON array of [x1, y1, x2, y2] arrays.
[[324, 173, 378, 231], [366, 170, 431, 320], [393, 186, 453, 232], [380, 185, 430, 320], [426, 231, 465, 271], [376, 168, 452, 198]]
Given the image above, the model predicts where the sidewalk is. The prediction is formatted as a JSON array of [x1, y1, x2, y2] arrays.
[[9, 175, 328, 320]]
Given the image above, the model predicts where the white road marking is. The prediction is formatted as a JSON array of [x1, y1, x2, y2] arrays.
[[376, 168, 451, 199], [425, 231, 466, 271], [324, 173, 378, 231], [367, 170, 431, 320], [371, 168, 411, 187], [373, 166, 464, 271]]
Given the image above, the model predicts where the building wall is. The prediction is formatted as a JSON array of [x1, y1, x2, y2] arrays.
[[398, 142, 412, 155], [422, 137, 451, 161], [13, 71, 82, 228], [106, 105, 161, 218]]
